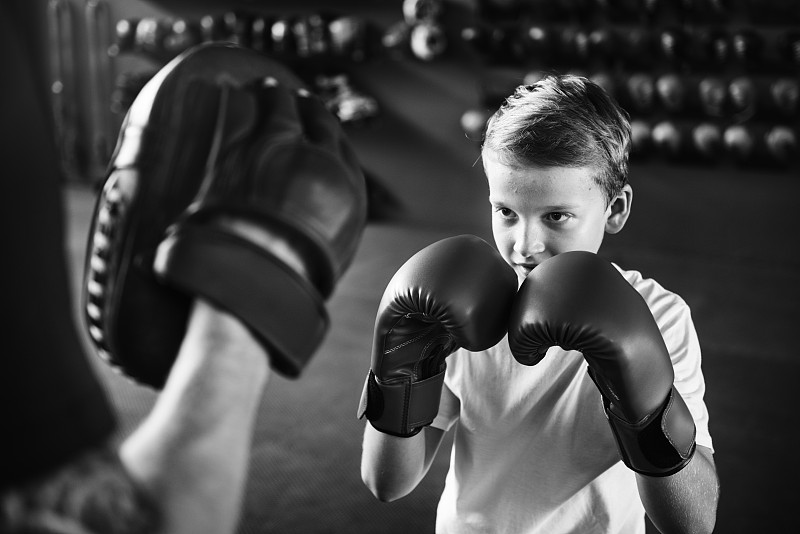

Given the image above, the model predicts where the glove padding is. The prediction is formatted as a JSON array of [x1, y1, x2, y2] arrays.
[[357, 235, 517, 437], [508, 251, 696, 476], [82, 43, 367, 388]]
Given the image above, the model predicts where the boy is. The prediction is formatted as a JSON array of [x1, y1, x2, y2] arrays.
[[358, 75, 719, 533]]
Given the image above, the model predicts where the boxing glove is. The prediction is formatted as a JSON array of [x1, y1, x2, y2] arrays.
[[357, 235, 517, 437], [83, 43, 367, 388], [508, 252, 696, 477]]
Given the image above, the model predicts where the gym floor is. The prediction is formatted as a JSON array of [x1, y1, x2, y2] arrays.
[[61, 58, 798, 533]]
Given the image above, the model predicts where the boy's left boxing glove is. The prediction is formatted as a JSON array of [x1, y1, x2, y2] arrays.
[[508, 251, 696, 477], [357, 235, 517, 437]]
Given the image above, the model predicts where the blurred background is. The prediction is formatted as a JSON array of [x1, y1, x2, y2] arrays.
[[18, 0, 800, 532]]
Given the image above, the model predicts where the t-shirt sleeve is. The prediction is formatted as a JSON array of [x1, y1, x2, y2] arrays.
[[431, 356, 465, 432], [431, 380, 460, 432], [649, 288, 715, 452]]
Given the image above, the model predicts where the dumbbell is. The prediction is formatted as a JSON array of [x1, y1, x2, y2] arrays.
[[729, 77, 800, 119], [250, 16, 271, 53], [293, 14, 330, 58], [655, 74, 687, 114], [777, 30, 800, 69], [731, 29, 765, 66], [403, 0, 444, 24], [329, 16, 375, 62], [200, 12, 254, 46], [518, 25, 554, 64], [110, 18, 138, 56], [629, 119, 653, 159], [696, 76, 728, 117], [460, 108, 494, 143], [622, 73, 657, 114], [571, 29, 591, 65], [382, 20, 412, 59], [134, 17, 173, 60], [692, 28, 730, 67], [587, 28, 617, 63], [270, 17, 296, 55], [654, 74, 727, 117], [764, 126, 798, 165], [200, 14, 225, 42], [589, 72, 616, 100], [523, 70, 548, 86], [690, 122, 724, 161], [410, 21, 447, 61], [651, 120, 724, 162], [727, 77, 758, 118], [650, 120, 684, 159], [569, 28, 616, 66], [314, 74, 380, 125], [770, 78, 799, 117], [384, 19, 447, 61], [162, 19, 202, 57], [460, 22, 507, 62], [659, 27, 690, 65], [724, 124, 798, 166]]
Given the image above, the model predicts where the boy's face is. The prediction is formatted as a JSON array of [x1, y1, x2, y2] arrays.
[[484, 150, 632, 281]]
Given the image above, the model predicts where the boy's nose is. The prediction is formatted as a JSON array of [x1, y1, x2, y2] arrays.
[[513, 228, 545, 258]]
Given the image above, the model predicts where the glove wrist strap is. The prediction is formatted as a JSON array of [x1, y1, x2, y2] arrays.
[[357, 369, 446, 438], [603, 385, 697, 477]]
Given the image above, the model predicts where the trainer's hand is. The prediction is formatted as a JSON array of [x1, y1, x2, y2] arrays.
[[357, 235, 517, 437], [82, 43, 367, 388], [508, 252, 696, 476]]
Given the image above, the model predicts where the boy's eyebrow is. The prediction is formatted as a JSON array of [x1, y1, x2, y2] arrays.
[[542, 203, 581, 211], [489, 198, 583, 212]]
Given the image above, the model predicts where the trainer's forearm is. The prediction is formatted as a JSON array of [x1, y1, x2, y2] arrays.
[[636, 445, 719, 534], [120, 299, 270, 534]]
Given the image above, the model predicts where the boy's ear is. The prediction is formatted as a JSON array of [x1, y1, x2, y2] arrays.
[[605, 184, 633, 235]]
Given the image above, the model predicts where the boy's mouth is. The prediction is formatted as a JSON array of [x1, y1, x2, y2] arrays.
[[516, 263, 537, 277]]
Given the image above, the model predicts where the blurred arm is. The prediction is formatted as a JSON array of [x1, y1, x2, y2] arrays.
[[120, 298, 270, 534]]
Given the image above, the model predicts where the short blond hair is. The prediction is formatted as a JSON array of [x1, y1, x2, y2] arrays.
[[482, 74, 631, 205]]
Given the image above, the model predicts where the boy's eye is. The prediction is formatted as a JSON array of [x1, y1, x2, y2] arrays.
[[495, 207, 515, 218], [546, 212, 571, 223]]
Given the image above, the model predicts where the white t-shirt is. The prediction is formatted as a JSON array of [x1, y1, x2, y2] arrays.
[[430, 266, 713, 534]]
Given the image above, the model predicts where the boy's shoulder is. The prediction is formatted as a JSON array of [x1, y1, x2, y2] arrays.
[[612, 263, 691, 319]]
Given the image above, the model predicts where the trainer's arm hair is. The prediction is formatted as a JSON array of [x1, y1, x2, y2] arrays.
[[637, 444, 720, 534], [361, 424, 447, 502]]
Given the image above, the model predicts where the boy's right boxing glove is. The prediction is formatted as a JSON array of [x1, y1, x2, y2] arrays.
[[357, 235, 517, 437]]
